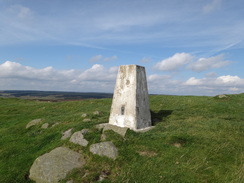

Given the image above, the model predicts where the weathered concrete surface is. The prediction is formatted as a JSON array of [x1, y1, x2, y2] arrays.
[[134, 126, 155, 133], [103, 124, 128, 137], [109, 65, 151, 130], [95, 123, 128, 137], [26, 119, 42, 129], [90, 141, 118, 159], [29, 147, 86, 183]]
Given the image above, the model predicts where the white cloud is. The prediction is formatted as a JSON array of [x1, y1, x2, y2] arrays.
[[216, 75, 241, 84], [229, 87, 239, 92], [89, 55, 117, 62], [0, 61, 76, 81], [154, 53, 194, 71], [147, 73, 244, 95], [155, 53, 232, 72], [184, 77, 204, 86], [148, 74, 170, 82], [78, 64, 117, 81], [189, 54, 231, 72], [147, 74, 182, 94], [1, 61, 243, 96], [0, 61, 117, 92], [184, 75, 244, 87], [182, 75, 244, 95]]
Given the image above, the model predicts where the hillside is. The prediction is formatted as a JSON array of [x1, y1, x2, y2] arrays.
[[0, 90, 113, 101], [0, 94, 243, 182]]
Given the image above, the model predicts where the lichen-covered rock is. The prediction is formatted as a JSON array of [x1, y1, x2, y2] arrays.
[[29, 147, 86, 183], [90, 141, 118, 159], [69, 130, 89, 147], [26, 119, 42, 129], [41, 123, 49, 129], [61, 128, 73, 140]]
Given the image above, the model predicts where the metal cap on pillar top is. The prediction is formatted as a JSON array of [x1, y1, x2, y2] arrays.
[[109, 65, 152, 131]]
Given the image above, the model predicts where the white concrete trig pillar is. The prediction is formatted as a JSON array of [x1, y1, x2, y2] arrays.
[[109, 65, 151, 130]]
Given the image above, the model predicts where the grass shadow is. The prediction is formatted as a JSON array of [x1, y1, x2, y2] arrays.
[[151, 110, 173, 125]]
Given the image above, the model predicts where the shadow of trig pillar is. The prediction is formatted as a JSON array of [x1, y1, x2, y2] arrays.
[[109, 65, 151, 130]]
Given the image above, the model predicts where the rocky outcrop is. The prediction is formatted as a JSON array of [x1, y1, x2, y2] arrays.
[[29, 147, 86, 183]]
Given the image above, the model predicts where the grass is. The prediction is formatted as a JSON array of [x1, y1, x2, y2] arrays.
[[0, 94, 243, 183]]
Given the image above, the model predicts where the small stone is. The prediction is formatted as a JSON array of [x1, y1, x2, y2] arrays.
[[29, 147, 86, 183], [61, 128, 73, 140], [83, 118, 91, 122], [90, 141, 118, 159], [93, 111, 101, 115], [173, 142, 182, 148], [26, 119, 42, 129], [41, 123, 49, 129], [81, 113, 87, 117], [69, 131, 89, 147]]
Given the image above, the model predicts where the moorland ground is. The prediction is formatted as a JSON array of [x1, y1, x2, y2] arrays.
[[0, 93, 243, 182]]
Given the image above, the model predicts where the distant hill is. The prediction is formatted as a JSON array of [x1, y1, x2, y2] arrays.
[[0, 90, 113, 101]]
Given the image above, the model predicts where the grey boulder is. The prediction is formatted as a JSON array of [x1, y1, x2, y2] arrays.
[[69, 130, 89, 147], [90, 141, 118, 159], [61, 128, 73, 140], [29, 147, 86, 183]]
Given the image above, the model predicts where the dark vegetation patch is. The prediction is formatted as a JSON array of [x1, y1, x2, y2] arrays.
[[0, 90, 113, 101]]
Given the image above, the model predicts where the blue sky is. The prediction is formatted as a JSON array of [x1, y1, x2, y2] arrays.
[[0, 0, 244, 95]]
